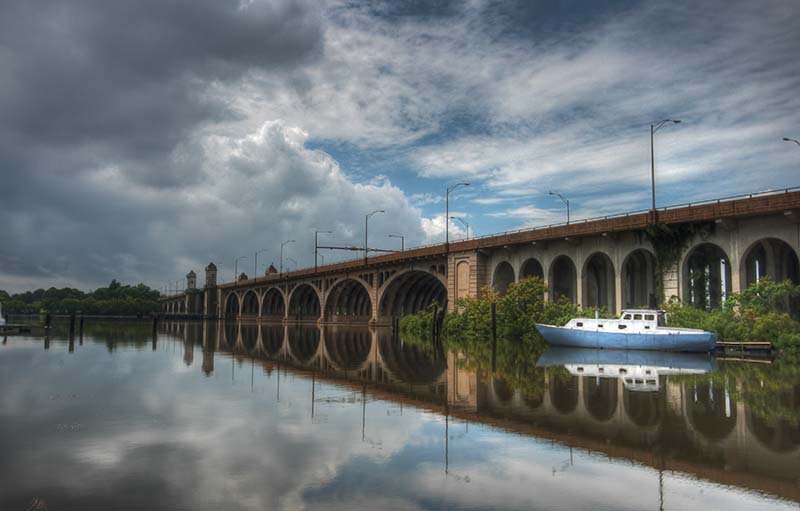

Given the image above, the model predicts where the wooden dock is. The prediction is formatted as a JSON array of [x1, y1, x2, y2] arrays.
[[714, 340, 773, 355]]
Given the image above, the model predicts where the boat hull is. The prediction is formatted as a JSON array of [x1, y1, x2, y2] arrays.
[[535, 324, 717, 352]]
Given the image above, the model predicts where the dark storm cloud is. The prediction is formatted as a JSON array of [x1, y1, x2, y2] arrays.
[[0, 0, 327, 290], [0, 0, 322, 185]]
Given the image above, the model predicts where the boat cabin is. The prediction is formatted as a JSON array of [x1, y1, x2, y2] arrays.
[[565, 309, 668, 333]]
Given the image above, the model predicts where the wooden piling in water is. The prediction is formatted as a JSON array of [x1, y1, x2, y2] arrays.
[[491, 302, 497, 372]]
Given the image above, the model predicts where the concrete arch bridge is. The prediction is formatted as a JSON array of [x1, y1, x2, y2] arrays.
[[160, 189, 800, 322]]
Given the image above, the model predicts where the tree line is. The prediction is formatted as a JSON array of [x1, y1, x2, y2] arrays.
[[0, 280, 160, 316]]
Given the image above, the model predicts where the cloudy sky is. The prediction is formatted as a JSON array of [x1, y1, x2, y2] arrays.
[[1, 0, 798, 292]]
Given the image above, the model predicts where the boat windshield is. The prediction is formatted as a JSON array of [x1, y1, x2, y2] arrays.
[[657, 312, 668, 327]]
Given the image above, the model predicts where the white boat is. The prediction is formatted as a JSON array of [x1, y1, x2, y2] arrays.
[[535, 309, 717, 352]]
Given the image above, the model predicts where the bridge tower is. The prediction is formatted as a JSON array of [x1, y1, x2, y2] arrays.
[[203, 262, 218, 319]]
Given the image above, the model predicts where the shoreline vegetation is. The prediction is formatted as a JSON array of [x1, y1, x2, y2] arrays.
[[400, 276, 800, 356], [0, 280, 160, 316]]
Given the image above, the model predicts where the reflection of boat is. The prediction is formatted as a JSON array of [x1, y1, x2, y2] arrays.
[[0, 302, 5, 326], [536, 347, 717, 392], [535, 309, 717, 352]]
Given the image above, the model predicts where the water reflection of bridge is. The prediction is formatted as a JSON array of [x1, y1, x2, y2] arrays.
[[162, 320, 800, 503]]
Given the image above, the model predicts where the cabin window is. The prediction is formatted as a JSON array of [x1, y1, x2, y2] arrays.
[[646, 379, 656, 385], [618, 324, 627, 330], [598, 367, 604, 373], [598, 324, 604, 328], [576, 322, 583, 327], [634, 314, 643, 320], [577, 367, 584, 372], [625, 378, 633, 384], [619, 368, 627, 374], [645, 370, 651, 375], [658, 314, 667, 327], [645, 314, 655, 321], [623, 314, 632, 320], [635, 379, 644, 384], [644, 326, 650, 329]]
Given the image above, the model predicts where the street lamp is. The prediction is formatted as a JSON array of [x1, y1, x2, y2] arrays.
[[783, 137, 800, 146], [449, 216, 470, 239], [314, 251, 325, 265], [651, 119, 682, 214], [254, 249, 269, 278], [446, 183, 470, 245], [388, 234, 405, 251], [234, 256, 248, 282], [365, 210, 385, 263], [315, 230, 332, 272], [549, 191, 570, 224], [280, 240, 295, 275]]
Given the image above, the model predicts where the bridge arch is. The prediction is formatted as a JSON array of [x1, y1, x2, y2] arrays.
[[623, 387, 663, 429], [323, 328, 372, 371], [492, 261, 515, 296], [584, 377, 618, 422], [378, 269, 447, 320], [259, 323, 285, 355], [682, 243, 732, 310], [549, 374, 579, 414], [685, 381, 737, 441], [261, 287, 286, 321], [582, 252, 616, 313], [549, 255, 577, 303], [241, 290, 259, 319], [224, 293, 240, 319], [519, 258, 544, 280], [324, 278, 373, 324], [378, 336, 446, 384], [241, 323, 259, 353], [287, 325, 321, 365], [287, 283, 321, 322], [491, 377, 514, 403], [222, 321, 239, 351], [622, 249, 657, 309], [740, 238, 799, 314]]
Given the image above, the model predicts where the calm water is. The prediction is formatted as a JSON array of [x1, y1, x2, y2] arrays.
[[1, 320, 798, 511]]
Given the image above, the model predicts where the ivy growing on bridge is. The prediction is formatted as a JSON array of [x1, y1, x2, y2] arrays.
[[643, 221, 714, 304]]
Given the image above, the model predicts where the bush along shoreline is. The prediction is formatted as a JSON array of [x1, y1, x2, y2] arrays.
[[399, 276, 800, 356]]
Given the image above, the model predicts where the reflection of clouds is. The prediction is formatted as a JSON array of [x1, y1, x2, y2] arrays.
[[0, 338, 797, 511]]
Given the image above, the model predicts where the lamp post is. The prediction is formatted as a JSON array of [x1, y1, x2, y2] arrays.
[[446, 183, 470, 246], [783, 137, 800, 147], [389, 234, 405, 251], [449, 216, 470, 239], [365, 210, 385, 263], [315, 230, 332, 272], [234, 256, 247, 282], [280, 240, 295, 276], [254, 249, 269, 278], [549, 191, 570, 224], [650, 119, 682, 215]]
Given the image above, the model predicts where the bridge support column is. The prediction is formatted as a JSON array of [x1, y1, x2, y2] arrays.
[[448, 251, 488, 312], [662, 261, 680, 303]]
